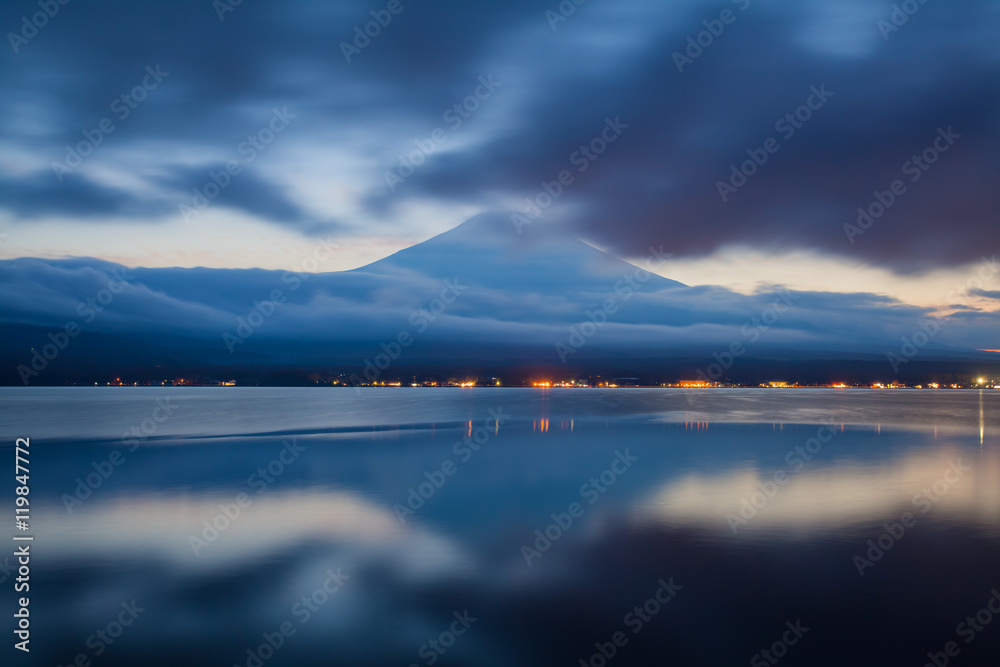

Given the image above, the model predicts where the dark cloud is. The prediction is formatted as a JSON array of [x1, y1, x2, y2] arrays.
[[970, 288, 1000, 300], [0, 171, 173, 218], [0, 162, 338, 231], [166, 163, 342, 233], [381, 1, 1000, 273], [0, 0, 997, 272]]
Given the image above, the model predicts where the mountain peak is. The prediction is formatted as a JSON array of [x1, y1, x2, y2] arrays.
[[354, 212, 685, 293], [435, 210, 567, 247], [453, 210, 519, 234]]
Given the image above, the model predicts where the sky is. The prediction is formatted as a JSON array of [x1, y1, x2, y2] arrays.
[[1, 0, 1000, 366]]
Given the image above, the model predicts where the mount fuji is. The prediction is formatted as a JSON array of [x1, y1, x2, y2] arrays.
[[0, 211, 995, 385], [356, 211, 684, 294]]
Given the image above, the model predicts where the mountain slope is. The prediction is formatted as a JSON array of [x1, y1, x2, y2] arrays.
[[2, 212, 997, 385], [354, 211, 684, 293]]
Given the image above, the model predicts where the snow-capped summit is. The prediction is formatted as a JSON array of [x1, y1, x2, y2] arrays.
[[355, 211, 684, 294]]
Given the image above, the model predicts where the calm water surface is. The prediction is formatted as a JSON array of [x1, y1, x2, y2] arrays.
[[1, 388, 998, 666]]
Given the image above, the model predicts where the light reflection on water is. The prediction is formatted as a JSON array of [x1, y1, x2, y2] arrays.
[[982, 388, 986, 447], [2, 388, 998, 666]]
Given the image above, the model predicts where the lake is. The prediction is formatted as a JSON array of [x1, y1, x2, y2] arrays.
[[1, 388, 998, 666]]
